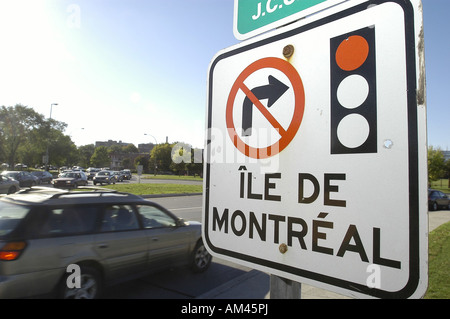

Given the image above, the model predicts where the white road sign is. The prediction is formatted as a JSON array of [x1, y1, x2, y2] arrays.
[[204, 0, 427, 298]]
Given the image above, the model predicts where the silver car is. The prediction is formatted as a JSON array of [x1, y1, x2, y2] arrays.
[[0, 187, 211, 299], [93, 170, 116, 185], [0, 175, 20, 194]]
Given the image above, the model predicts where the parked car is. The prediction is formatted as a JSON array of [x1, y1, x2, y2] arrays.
[[31, 171, 53, 184], [0, 187, 211, 298], [53, 171, 88, 188], [86, 168, 100, 180], [428, 189, 450, 211], [0, 175, 20, 194], [121, 169, 132, 180], [93, 171, 117, 185], [112, 171, 124, 182], [1, 171, 37, 187], [14, 163, 27, 170]]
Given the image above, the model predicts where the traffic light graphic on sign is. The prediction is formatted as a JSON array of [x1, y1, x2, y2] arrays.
[[330, 27, 377, 154]]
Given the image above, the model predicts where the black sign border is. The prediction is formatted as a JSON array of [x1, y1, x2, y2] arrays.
[[205, 0, 421, 299]]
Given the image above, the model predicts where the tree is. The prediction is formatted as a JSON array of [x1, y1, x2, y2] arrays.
[[445, 158, 450, 189], [428, 146, 445, 185], [0, 105, 45, 167], [0, 104, 68, 168], [187, 148, 203, 177], [78, 144, 95, 168], [170, 143, 190, 176], [134, 155, 149, 173], [150, 143, 173, 173], [90, 146, 110, 168], [122, 144, 138, 154]]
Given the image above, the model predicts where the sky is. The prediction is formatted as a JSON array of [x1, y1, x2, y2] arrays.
[[0, 0, 448, 150]]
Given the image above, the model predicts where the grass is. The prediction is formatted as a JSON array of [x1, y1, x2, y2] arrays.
[[424, 221, 450, 299], [430, 179, 450, 193], [98, 183, 202, 196], [140, 174, 203, 181]]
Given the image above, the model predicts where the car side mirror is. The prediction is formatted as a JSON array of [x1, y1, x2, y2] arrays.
[[176, 218, 186, 227]]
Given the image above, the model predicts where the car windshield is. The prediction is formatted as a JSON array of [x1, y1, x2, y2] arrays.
[[62, 172, 79, 178], [0, 202, 29, 236], [2, 172, 18, 179]]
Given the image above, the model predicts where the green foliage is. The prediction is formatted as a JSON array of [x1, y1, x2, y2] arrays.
[[424, 222, 450, 299], [150, 143, 173, 172], [0, 104, 70, 167], [90, 146, 110, 167], [428, 146, 446, 183], [99, 183, 202, 195]]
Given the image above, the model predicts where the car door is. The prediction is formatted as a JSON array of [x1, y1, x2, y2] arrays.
[[437, 191, 449, 207], [93, 205, 148, 282], [136, 204, 192, 271], [0, 176, 7, 193]]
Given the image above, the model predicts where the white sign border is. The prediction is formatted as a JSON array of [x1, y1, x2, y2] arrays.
[[207, 0, 427, 299]]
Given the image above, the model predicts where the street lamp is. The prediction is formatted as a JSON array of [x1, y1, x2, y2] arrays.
[[50, 103, 58, 119], [144, 133, 158, 145], [144, 133, 158, 175], [45, 103, 58, 170]]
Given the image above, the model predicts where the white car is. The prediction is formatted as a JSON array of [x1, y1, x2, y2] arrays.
[[0, 175, 20, 194]]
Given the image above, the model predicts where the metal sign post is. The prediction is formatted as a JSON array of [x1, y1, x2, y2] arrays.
[[270, 275, 301, 299]]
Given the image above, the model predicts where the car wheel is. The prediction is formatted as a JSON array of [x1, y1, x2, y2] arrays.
[[432, 202, 438, 211], [191, 240, 212, 273], [59, 266, 102, 299], [7, 187, 16, 195]]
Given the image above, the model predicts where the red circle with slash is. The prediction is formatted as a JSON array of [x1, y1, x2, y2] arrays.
[[226, 57, 305, 159]]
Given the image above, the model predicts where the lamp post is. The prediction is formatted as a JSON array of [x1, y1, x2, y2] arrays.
[[144, 133, 158, 175], [50, 103, 58, 119], [45, 103, 58, 170]]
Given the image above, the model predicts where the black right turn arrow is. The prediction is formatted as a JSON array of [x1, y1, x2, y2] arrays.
[[242, 75, 289, 136]]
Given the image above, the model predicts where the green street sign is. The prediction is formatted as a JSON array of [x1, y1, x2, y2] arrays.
[[234, 0, 345, 40]]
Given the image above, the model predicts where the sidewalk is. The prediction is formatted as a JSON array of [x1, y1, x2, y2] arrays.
[[198, 211, 450, 299], [197, 269, 350, 299]]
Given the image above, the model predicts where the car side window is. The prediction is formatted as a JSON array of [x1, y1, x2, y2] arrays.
[[100, 205, 139, 232], [137, 205, 177, 229], [38, 206, 98, 237]]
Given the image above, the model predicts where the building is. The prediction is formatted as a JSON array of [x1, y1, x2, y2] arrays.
[[95, 140, 152, 170], [109, 152, 150, 171], [95, 140, 132, 148], [138, 143, 155, 154]]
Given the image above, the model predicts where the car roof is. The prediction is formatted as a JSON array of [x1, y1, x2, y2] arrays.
[[0, 187, 148, 206]]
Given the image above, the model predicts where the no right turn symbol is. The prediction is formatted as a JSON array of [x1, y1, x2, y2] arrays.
[[226, 57, 305, 159]]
